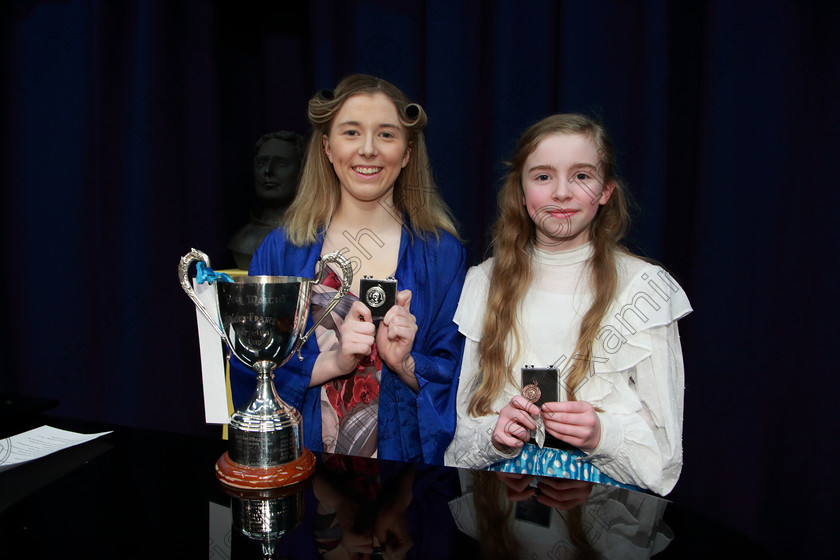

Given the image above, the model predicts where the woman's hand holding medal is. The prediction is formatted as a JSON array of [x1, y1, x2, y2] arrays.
[[492, 395, 540, 453], [376, 289, 419, 392], [541, 400, 602, 451]]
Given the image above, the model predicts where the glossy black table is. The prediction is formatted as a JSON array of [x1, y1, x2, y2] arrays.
[[0, 413, 774, 559]]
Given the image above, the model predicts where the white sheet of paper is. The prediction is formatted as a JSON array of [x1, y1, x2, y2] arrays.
[[194, 279, 230, 424], [0, 425, 112, 473]]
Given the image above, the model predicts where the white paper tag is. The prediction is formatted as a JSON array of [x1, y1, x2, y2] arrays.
[[193, 279, 230, 424]]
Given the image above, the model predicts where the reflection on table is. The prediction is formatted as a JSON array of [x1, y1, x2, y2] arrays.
[[0, 413, 773, 559], [214, 452, 672, 559], [450, 470, 671, 559]]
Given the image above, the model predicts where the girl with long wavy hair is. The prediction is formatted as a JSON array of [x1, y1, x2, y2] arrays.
[[232, 74, 465, 464], [444, 114, 691, 495]]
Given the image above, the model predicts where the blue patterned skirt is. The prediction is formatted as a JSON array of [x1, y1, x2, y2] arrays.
[[485, 443, 643, 491]]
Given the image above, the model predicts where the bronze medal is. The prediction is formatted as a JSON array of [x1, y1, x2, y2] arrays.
[[521, 381, 541, 403]]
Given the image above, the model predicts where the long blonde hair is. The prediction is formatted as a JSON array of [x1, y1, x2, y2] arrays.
[[469, 114, 630, 416], [283, 74, 460, 245]]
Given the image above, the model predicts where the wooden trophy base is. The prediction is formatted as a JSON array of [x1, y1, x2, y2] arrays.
[[215, 448, 316, 490]]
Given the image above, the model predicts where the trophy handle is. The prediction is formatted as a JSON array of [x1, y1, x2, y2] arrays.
[[178, 248, 231, 346], [294, 250, 353, 360]]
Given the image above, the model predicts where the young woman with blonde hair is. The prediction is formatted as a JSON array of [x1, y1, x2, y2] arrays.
[[445, 114, 691, 495], [234, 74, 465, 464]]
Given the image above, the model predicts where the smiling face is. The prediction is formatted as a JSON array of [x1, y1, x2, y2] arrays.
[[521, 133, 613, 251], [322, 92, 410, 206]]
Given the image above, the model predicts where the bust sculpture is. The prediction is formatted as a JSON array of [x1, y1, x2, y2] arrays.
[[228, 130, 306, 270]]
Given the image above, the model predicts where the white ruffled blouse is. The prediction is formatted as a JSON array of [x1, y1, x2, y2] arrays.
[[444, 243, 692, 495]]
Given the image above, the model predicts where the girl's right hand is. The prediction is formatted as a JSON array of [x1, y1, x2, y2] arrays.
[[492, 395, 540, 453], [333, 300, 376, 374], [312, 301, 376, 386]]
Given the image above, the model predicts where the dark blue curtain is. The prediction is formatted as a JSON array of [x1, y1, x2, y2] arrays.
[[2, 1, 838, 556]]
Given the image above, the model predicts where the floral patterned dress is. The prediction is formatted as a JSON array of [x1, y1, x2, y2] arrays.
[[312, 266, 382, 457]]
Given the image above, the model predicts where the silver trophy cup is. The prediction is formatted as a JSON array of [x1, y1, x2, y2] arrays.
[[179, 248, 352, 488]]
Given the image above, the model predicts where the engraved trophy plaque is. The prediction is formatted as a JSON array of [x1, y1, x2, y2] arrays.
[[179, 248, 352, 489]]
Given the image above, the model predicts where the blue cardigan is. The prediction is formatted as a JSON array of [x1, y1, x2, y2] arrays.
[[229, 225, 466, 465]]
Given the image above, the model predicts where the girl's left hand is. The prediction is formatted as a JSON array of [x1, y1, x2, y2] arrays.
[[376, 290, 419, 391], [540, 400, 602, 451]]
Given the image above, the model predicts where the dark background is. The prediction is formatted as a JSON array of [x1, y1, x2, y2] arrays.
[[2, 0, 838, 557]]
